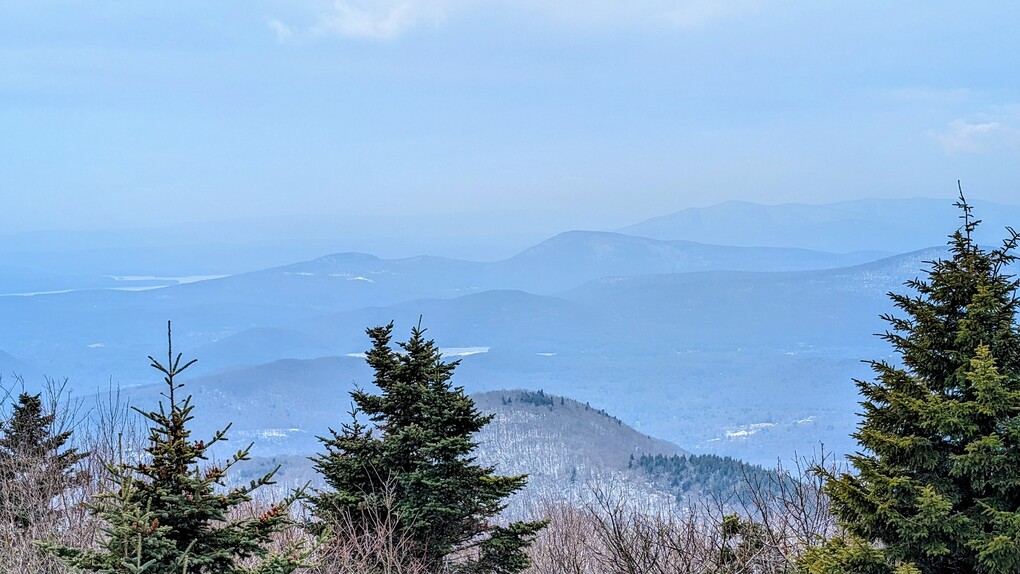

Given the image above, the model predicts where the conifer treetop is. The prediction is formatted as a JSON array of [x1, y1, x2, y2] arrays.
[[311, 320, 546, 573], [805, 189, 1020, 574], [44, 321, 306, 574]]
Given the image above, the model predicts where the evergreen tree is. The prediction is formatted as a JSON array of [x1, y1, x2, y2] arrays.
[[43, 322, 304, 574], [804, 192, 1020, 573], [0, 389, 85, 530], [309, 321, 546, 573]]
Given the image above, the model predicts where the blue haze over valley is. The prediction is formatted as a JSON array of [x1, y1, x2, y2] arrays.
[[4, 198, 1020, 466], [2, 1, 1018, 477]]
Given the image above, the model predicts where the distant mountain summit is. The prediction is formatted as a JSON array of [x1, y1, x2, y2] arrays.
[[139, 230, 883, 314], [207, 385, 708, 516], [499, 230, 881, 291], [619, 198, 1020, 253], [251, 386, 785, 515]]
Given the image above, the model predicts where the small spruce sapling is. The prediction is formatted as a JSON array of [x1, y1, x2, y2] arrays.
[[43, 322, 305, 574]]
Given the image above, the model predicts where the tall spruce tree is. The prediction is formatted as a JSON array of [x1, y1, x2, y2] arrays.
[[43, 322, 304, 574], [803, 192, 1020, 573], [309, 321, 546, 573]]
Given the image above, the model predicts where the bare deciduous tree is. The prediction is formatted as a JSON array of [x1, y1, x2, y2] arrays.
[[522, 450, 842, 574]]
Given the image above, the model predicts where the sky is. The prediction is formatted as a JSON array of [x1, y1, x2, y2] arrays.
[[1, 1, 1018, 246]]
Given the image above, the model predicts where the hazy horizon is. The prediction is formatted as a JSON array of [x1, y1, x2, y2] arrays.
[[3, 1, 1018, 240], [0, 195, 1017, 266]]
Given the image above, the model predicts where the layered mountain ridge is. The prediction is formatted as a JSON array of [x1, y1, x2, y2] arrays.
[[2, 197, 1015, 466]]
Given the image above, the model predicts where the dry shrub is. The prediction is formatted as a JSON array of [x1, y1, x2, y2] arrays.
[[525, 449, 844, 574], [1, 378, 85, 573], [1, 379, 145, 573], [1, 458, 83, 573], [300, 479, 438, 574]]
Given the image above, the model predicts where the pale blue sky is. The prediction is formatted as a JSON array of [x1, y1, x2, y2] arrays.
[[1, 1, 1018, 238]]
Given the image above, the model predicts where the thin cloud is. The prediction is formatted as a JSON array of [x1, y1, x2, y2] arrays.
[[312, 0, 455, 40], [268, 19, 294, 43], [929, 109, 1020, 154], [520, 0, 761, 30], [290, 0, 761, 41]]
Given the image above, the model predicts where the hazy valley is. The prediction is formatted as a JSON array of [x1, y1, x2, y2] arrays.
[[5, 198, 1019, 470]]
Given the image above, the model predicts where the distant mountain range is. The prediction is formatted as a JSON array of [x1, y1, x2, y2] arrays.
[[25, 246, 950, 464], [125, 230, 882, 312], [619, 198, 1020, 253], [2, 197, 1016, 466], [0, 228, 894, 380]]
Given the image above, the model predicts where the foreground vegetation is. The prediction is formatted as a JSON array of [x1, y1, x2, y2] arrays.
[[3, 193, 1019, 573]]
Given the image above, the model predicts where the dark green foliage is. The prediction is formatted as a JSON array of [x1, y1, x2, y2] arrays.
[[470, 522, 543, 574], [716, 513, 771, 572], [800, 535, 913, 574], [0, 388, 85, 530], [43, 323, 303, 574], [310, 322, 546, 573], [514, 389, 554, 407], [808, 193, 1020, 573], [0, 391, 76, 462], [635, 453, 782, 504]]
